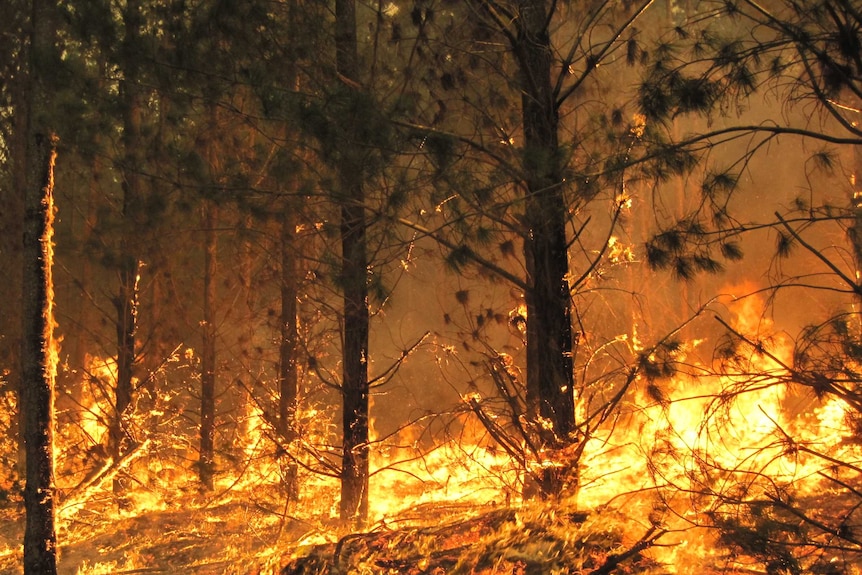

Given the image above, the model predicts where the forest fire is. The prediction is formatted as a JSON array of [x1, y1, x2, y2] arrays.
[[0, 287, 850, 575], [2, 286, 862, 572], [4, 0, 862, 573]]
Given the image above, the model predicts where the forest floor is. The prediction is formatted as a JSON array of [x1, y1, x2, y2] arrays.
[[0, 483, 677, 575], [0, 488, 678, 575], [0, 492, 306, 574]]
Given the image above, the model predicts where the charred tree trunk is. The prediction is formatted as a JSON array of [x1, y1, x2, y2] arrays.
[[111, 243, 139, 496], [851, 140, 862, 299], [279, 201, 300, 501], [335, 0, 370, 526], [339, 192, 371, 525], [20, 13, 61, 571], [199, 201, 218, 491], [236, 217, 255, 450], [277, 10, 303, 501], [516, 0, 576, 499], [111, 0, 144, 496], [21, 131, 58, 575]]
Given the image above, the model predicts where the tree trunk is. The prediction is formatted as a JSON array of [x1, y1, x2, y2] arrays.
[[516, 0, 576, 499], [21, 131, 59, 575], [335, 0, 370, 526], [235, 216, 255, 453], [850, 107, 862, 299], [111, 0, 144, 497], [199, 201, 218, 491], [112, 250, 139, 496], [60, 142, 101, 424], [276, 5, 303, 501], [20, 5, 59, 571], [8, 7, 30, 485], [142, 90, 176, 381], [279, 201, 300, 502]]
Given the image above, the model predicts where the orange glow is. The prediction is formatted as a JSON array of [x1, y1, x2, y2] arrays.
[[9, 289, 859, 574]]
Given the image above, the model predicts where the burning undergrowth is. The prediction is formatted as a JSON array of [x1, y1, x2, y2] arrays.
[[282, 503, 666, 574], [3, 293, 862, 574]]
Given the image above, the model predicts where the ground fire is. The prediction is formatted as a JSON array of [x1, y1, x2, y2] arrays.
[[4, 0, 862, 573], [2, 287, 861, 573]]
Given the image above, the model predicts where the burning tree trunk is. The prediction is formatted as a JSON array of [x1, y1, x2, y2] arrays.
[[21, 130, 59, 575], [199, 200, 218, 490], [515, 0, 576, 498], [335, 0, 370, 526], [20, 2, 63, 566]]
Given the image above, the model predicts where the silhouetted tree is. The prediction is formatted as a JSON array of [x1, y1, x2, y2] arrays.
[[398, 0, 655, 499], [334, 0, 371, 526], [21, 2, 59, 571]]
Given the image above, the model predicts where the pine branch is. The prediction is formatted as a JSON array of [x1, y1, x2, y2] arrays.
[[59, 438, 152, 516], [369, 331, 430, 389], [397, 216, 527, 289], [775, 212, 861, 295], [556, 0, 656, 106]]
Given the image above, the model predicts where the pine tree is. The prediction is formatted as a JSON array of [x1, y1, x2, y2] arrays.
[[334, 0, 371, 526], [21, 132, 59, 575], [397, 0, 655, 499], [21, 2, 59, 571], [110, 0, 146, 496]]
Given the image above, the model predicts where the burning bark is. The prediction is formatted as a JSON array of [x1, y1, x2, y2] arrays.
[[20, 0, 60, 571], [21, 131, 59, 575]]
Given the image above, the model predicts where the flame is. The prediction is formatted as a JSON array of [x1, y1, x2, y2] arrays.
[[565, 290, 862, 571], [368, 417, 521, 521], [30, 284, 862, 574]]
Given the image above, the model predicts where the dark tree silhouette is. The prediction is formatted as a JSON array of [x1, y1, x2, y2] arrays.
[[334, 0, 371, 526], [21, 131, 59, 575], [20, 1, 59, 572]]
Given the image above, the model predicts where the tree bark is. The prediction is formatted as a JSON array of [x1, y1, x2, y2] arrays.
[[111, 0, 144, 496], [277, 5, 303, 501], [20, 1, 59, 569], [335, 0, 370, 526], [21, 131, 59, 575], [199, 201, 218, 491], [279, 200, 300, 501], [516, 0, 576, 498], [236, 216, 255, 452]]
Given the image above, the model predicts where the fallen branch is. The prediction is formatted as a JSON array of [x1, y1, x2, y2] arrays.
[[588, 525, 667, 575], [59, 438, 152, 516]]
